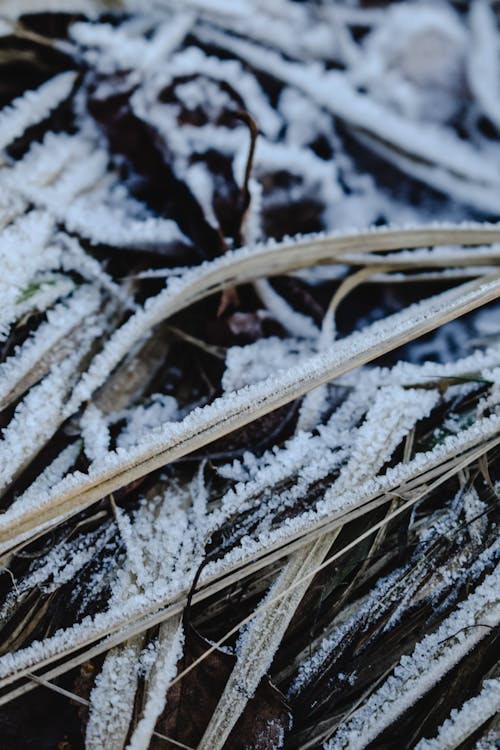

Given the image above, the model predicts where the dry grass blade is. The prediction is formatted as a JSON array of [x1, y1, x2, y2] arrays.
[[1, 270, 499, 555], [413, 678, 500, 750], [0, 426, 498, 700], [198, 534, 338, 750], [325, 565, 500, 750], [1, 5, 500, 747]]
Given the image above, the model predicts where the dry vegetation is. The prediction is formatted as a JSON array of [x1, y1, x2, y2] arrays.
[[0, 1, 499, 749]]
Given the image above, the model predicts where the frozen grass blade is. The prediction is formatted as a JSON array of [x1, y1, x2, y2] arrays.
[[1, 6, 499, 746], [1, 269, 498, 553], [324, 565, 500, 750], [414, 678, 500, 750]]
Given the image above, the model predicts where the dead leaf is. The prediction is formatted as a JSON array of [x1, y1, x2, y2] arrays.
[[152, 625, 291, 749]]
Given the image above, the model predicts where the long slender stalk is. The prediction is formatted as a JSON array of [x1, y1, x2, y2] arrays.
[[0, 426, 498, 701], [1, 270, 499, 555]]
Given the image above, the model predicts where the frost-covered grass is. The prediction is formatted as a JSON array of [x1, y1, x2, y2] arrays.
[[0, 2, 499, 749]]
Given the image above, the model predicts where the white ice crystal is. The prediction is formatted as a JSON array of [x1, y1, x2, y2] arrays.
[[0, 72, 76, 151], [325, 564, 500, 750]]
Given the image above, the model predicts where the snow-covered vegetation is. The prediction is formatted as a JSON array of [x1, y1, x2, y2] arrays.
[[0, 1, 499, 748]]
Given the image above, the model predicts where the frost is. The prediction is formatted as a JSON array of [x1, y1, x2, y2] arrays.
[[86, 640, 144, 750], [126, 618, 184, 750], [15, 443, 80, 509], [222, 336, 313, 392], [0, 6, 499, 744], [0, 211, 57, 340], [0, 285, 102, 409], [0, 355, 86, 491], [415, 679, 500, 750], [81, 405, 111, 465], [468, 1, 500, 132], [349, 4, 467, 124], [198, 25, 500, 212], [116, 395, 179, 450], [199, 384, 438, 749], [290, 563, 408, 696], [132, 45, 282, 140], [0, 72, 76, 151], [3, 265, 498, 559], [0, 309, 103, 491], [325, 565, 500, 750], [254, 279, 319, 339]]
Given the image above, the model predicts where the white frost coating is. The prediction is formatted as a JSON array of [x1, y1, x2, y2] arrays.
[[119, 0, 251, 18], [414, 678, 500, 750], [72, 12, 192, 77], [351, 129, 500, 215], [209, 408, 500, 575], [463, 487, 488, 545], [116, 395, 178, 451], [0, 407, 497, 690], [81, 405, 111, 465], [468, 1, 500, 132], [29, 150, 108, 208], [199, 536, 329, 750], [62, 222, 500, 414], [199, 385, 434, 750], [1, 527, 109, 621], [183, 161, 219, 228], [214, 384, 366, 522], [126, 618, 184, 750], [0, 285, 102, 408], [58, 235, 129, 304], [13, 443, 81, 515], [85, 475, 196, 749], [214, 380, 435, 536], [0, 354, 84, 491], [85, 276, 500, 474], [9, 277, 76, 325], [70, 21, 156, 71], [63, 197, 190, 248], [0, 189, 26, 230], [0, 0, 101, 15], [474, 729, 500, 749], [254, 279, 319, 339], [222, 337, 313, 392], [2, 12, 500, 728], [3, 271, 498, 553], [337, 340, 500, 390], [0, 304, 103, 493], [0, 211, 57, 339], [325, 564, 500, 750], [279, 86, 334, 148], [6, 132, 89, 189], [132, 45, 282, 139], [140, 14, 195, 70], [91, 471, 205, 749], [0, 526, 115, 634], [349, 4, 467, 124], [293, 536, 500, 699], [335, 387, 438, 491], [86, 640, 144, 750], [250, 137, 342, 211], [214, 2, 338, 62], [0, 72, 76, 151], [5, 132, 189, 250], [198, 26, 500, 206], [290, 563, 408, 696]]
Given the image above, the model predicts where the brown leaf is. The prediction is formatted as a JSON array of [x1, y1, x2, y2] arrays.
[[152, 625, 291, 749], [191, 399, 300, 461], [227, 679, 292, 750]]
